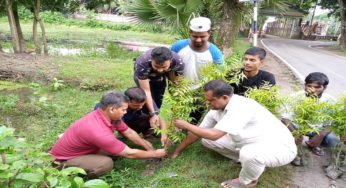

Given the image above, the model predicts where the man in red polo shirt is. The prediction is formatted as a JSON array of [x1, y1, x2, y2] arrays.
[[50, 91, 166, 178]]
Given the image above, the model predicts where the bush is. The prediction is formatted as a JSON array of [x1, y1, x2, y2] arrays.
[[41, 11, 66, 24]]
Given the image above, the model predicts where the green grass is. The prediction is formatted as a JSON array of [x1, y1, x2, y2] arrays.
[[0, 21, 177, 45], [0, 21, 293, 187]]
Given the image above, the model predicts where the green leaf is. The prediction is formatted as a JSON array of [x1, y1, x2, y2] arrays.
[[47, 176, 58, 187], [16, 173, 43, 183], [84, 179, 109, 188], [61, 167, 86, 176], [73, 176, 84, 187], [0, 164, 9, 170]]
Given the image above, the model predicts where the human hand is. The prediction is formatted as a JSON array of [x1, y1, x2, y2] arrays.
[[170, 151, 180, 159], [174, 119, 190, 130], [154, 149, 167, 158], [161, 134, 170, 148], [143, 139, 154, 151], [149, 115, 159, 128]]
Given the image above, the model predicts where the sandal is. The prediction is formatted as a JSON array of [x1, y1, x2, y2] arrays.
[[305, 141, 325, 156], [220, 178, 257, 188], [311, 147, 325, 156]]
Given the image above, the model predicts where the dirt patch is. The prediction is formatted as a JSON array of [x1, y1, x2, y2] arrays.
[[0, 52, 58, 82]]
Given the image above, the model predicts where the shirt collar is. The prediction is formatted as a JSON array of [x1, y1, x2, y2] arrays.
[[95, 108, 113, 127]]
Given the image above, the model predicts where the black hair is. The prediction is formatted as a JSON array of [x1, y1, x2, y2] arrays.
[[244, 47, 266, 60], [203, 80, 234, 97], [99, 91, 129, 110], [151, 47, 172, 65], [124, 87, 146, 103], [305, 72, 329, 86]]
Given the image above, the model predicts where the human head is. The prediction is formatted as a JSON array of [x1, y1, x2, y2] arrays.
[[151, 47, 172, 73], [243, 47, 266, 73], [99, 91, 129, 121], [203, 80, 233, 110], [304, 72, 329, 97], [189, 17, 211, 50], [125, 87, 146, 111]]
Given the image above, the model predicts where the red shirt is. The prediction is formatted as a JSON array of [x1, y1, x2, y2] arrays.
[[50, 108, 128, 160]]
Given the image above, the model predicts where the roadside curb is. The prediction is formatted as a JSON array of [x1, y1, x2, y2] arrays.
[[260, 39, 304, 85]]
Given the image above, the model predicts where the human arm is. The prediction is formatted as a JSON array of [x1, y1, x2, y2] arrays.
[[158, 117, 169, 148], [118, 146, 166, 159], [137, 79, 159, 128], [171, 131, 200, 159], [121, 128, 154, 151], [174, 119, 226, 141]]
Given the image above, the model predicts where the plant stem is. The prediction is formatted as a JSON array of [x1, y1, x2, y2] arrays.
[[1, 153, 6, 164]]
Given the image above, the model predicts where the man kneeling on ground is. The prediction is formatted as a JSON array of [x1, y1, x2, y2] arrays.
[[50, 91, 166, 178], [172, 80, 296, 188]]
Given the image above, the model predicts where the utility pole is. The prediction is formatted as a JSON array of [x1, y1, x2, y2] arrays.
[[239, 0, 259, 46], [253, 0, 258, 46]]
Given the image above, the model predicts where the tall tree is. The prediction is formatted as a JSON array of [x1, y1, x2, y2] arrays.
[[32, 0, 48, 54], [125, 0, 288, 54], [339, 0, 346, 48], [319, 0, 346, 48], [5, 0, 26, 53]]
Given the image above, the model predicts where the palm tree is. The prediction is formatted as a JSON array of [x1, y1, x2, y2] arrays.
[[125, 0, 288, 54]]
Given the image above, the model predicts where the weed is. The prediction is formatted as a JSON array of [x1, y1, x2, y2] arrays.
[[51, 78, 65, 91]]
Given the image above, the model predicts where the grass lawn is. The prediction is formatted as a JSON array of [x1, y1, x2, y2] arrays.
[[0, 19, 292, 187]]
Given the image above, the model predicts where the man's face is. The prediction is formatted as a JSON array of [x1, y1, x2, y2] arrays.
[[151, 60, 171, 74], [128, 100, 145, 111], [305, 82, 326, 97], [204, 90, 228, 110], [109, 102, 128, 121], [243, 54, 263, 73], [190, 31, 210, 49]]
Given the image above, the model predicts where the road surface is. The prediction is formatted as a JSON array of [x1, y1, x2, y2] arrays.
[[262, 36, 346, 98]]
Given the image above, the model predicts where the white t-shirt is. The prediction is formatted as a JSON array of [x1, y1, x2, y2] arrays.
[[200, 94, 295, 148]]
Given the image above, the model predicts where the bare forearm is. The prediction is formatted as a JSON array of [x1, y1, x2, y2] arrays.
[[186, 125, 222, 141], [123, 149, 156, 159], [174, 132, 199, 154]]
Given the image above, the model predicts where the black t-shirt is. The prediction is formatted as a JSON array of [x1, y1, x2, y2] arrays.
[[227, 69, 276, 96], [134, 49, 184, 82]]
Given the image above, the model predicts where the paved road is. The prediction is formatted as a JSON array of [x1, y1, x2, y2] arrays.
[[262, 36, 346, 98]]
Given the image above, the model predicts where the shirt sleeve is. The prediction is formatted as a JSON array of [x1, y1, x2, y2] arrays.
[[171, 52, 185, 76], [115, 120, 129, 132], [209, 44, 224, 65], [93, 134, 126, 155], [134, 51, 151, 80], [199, 111, 217, 128]]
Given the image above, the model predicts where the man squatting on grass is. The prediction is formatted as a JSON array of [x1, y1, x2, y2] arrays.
[[94, 87, 169, 147], [172, 80, 297, 187], [281, 72, 342, 158], [50, 92, 166, 178]]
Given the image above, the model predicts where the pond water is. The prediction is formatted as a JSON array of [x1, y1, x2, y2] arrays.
[[2, 41, 169, 56]]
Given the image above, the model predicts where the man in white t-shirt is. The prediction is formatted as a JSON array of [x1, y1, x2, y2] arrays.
[[172, 80, 297, 187]]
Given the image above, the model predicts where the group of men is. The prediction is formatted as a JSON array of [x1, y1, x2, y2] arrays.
[[49, 16, 343, 187]]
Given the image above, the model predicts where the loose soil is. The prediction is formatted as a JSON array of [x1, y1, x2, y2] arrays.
[[1, 43, 345, 187]]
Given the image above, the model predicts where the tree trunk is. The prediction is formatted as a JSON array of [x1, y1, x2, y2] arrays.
[[13, 2, 26, 53], [216, 0, 244, 57], [339, 0, 346, 48], [33, 0, 48, 55], [6, 0, 20, 53], [0, 42, 3, 52]]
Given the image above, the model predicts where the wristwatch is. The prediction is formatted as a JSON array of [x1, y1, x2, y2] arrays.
[[149, 111, 159, 117]]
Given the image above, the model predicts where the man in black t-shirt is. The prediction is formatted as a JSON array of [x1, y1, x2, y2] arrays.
[[226, 47, 275, 96], [134, 47, 184, 128]]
